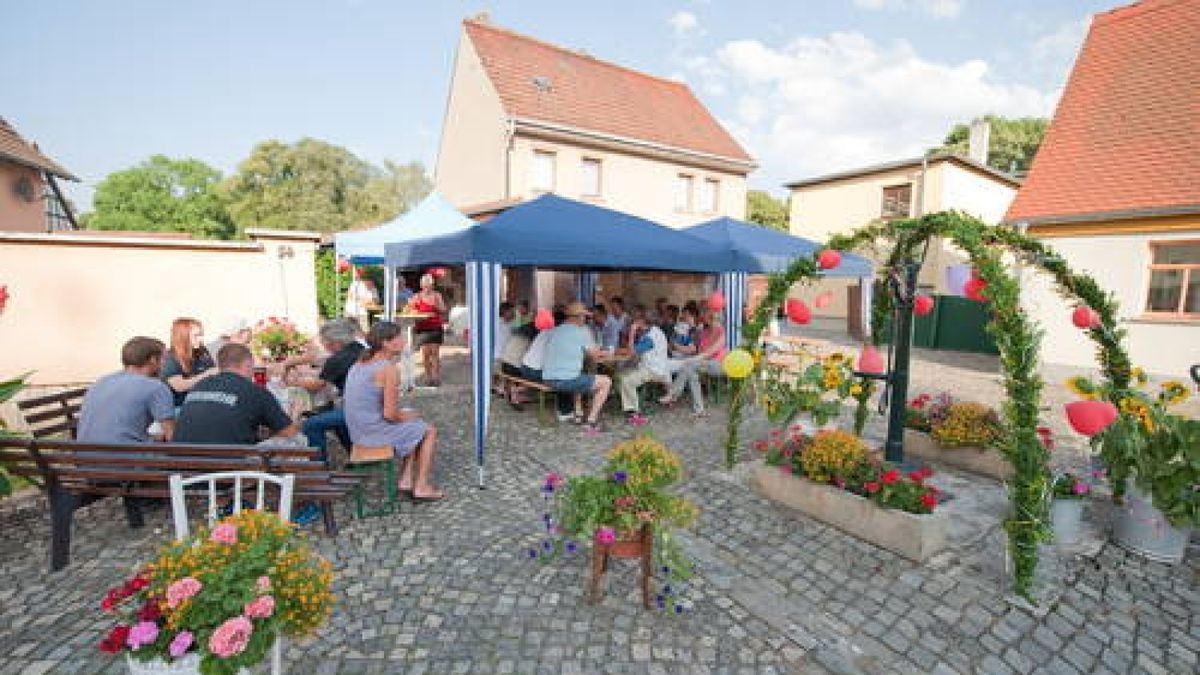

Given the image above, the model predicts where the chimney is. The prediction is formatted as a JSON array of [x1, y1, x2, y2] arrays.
[[967, 118, 990, 164], [470, 11, 491, 24]]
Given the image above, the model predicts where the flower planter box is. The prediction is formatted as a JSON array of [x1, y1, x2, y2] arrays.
[[902, 429, 1012, 481], [752, 464, 948, 562]]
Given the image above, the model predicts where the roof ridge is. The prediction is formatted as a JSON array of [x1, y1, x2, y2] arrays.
[[463, 18, 690, 91], [1092, 0, 1189, 26]]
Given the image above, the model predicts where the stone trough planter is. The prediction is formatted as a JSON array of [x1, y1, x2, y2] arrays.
[[752, 464, 948, 562], [902, 429, 1012, 481]]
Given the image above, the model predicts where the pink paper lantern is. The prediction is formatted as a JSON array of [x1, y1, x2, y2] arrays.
[[817, 249, 842, 270], [533, 308, 555, 331], [857, 345, 885, 374], [964, 277, 988, 302], [429, 267, 448, 279], [913, 294, 935, 316], [707, 290, 726, 312], [336, 257, 351, 273], [785, 298, 811, 325], [814, 292, 834, 309], [1071, 306, 1101, 329], [1065, 400, 1118, 437]]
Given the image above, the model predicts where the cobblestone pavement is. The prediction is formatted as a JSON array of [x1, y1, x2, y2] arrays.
[[0, 348, 1196, 674]]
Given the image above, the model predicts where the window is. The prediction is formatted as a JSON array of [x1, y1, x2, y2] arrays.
[[531, 150, 556, 192], [580, 158, 602, 197], [674, 174, 694, 212], [699, 178, 719, 213], [1144, 241, 1200, 318], [881, 184, 913, 220]]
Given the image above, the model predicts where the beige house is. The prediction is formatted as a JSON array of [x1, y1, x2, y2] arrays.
[[785, 153, 1020, 319], [0, 117, 77, 233], [1007, 0, 1199, 377], [435, 16, 754, 229]]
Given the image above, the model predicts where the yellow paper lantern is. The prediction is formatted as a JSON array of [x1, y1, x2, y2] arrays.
[[723, 349, 754, 379]]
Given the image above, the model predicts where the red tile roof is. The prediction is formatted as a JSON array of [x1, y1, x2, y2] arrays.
[[0, 117, 77, 181], [1006, 0, 1200, 224], [463, 19, 752, 164]]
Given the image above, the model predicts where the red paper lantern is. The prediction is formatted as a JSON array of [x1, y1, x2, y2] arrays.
[[0, 284, 8, 313], [857, 345, 885, 374], [817, 249, 842, 270], [913, 294, 935, 316], [1065, 400, 1118, 437], [429, 267, 448, 279], [785, 298, 811, 325], [533, 308, 555, 331], [707, 290, 726, 312], [1071, 306, 1101, 329], [814, 292, 834, 309], [964, 277, 988, 302], [336, 257, 351, 273]]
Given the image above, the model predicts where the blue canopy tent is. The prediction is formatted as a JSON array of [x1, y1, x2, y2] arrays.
[[687, 217, 876, 346], [334, 192, 475, 315], [384, 194, 742, 487]]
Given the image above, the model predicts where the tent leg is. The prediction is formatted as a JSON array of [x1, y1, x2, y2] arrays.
[[477, 465, 485, 489]]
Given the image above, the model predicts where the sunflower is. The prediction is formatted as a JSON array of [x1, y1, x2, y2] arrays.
[[1130, 366, 1148, 386], [1159, 380, 1190, 405], [849, 384, 864, 397]]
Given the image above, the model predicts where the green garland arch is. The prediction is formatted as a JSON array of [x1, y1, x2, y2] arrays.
[[723, 211, 1134, 601]]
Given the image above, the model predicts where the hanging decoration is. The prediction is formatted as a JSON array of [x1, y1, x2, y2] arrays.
[[707, 290, 726, 312], [814, 292, 834, 309], [857, 344, 885, 374], [336, 257, 351, 274], [1065, 400, 1118, 436], [722, 349, 754, 379], [533, 308, 555, 331], [817, 249, 842, 270], [964, 277, 988, 302], [784, 298, 811, 325], [428, 267, 448, 279], [913, 294, 935, 316], [1071, 306, 1101, 329]]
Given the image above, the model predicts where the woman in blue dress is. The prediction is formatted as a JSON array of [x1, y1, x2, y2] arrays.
[[344, 321, 445, 501]]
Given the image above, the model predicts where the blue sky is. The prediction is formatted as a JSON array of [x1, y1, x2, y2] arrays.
[[3, 0, 1116, 208]]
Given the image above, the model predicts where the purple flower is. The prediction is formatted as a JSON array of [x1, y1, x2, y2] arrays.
[[527, 548, 537, 559], [674, 604, 684, 614], [565, 541, 577, 553], [168, 631, 193, 658], [1073, 482, 1090, 496], [126, 621, 159, 650], [611, 471, 628, 483], [542, 540, 553, 551]]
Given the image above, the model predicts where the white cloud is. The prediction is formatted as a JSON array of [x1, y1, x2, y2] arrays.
[[682, 31, 1057, 188], [668, 11, 703, 37], [853, 0, 963, 19]]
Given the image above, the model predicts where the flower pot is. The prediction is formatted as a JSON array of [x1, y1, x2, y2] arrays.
[[126, 654, 200, 675], [604, 527, 651, 559], [1112, 482, 1192, 565], [1049, 498, 1084, 545]]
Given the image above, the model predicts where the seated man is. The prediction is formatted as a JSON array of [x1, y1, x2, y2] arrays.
[[290, 320, 364, 462], [541, 302, 612, 433], [617, 316, 670, 425], [498, 323, 536, 410], [174, 343, 300, 445], [77, 336, 178, 527]]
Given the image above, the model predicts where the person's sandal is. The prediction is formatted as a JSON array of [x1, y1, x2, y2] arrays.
[[583, 421, 606, 435]]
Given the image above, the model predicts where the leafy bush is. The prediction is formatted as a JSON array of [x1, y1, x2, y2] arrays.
[[930, 402, 1003, 448], [800, 430, 866, 483]]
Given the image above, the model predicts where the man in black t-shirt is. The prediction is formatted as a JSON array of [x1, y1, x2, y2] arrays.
[[174, 343, 299, 445], [297, 320, 364, 460]]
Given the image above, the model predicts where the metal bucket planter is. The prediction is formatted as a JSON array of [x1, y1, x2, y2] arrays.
[[127, 654, 201, 675], [1112, 482, 1192, 564], [1049, 499, 1085, 545]]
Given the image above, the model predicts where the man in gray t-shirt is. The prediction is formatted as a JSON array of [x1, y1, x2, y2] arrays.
[[78, 337, 176, 444]]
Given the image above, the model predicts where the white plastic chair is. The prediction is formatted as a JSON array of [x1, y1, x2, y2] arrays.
[[169, 471, 294, 674]]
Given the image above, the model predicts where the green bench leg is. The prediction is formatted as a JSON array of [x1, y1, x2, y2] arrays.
[[536, 390, 552, 427], [349, 459, 399, 518]]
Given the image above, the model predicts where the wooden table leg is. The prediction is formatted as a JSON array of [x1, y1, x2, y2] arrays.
[[641, 537, 653, 609], [588, 544, 607, 604]]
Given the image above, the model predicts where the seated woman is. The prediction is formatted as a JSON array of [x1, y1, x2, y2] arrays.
[[660, 310, 727, 416], [344, 322, 444, 501], [499, 323, 537, 410]]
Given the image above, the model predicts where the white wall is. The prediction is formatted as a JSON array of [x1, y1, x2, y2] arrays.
[[508, 136, 746, 227], [433, 32, 510, 209], [1020, 230, 1200, 377]]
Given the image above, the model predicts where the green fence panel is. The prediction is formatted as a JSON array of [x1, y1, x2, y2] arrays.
[[932, 295, 999, 354]]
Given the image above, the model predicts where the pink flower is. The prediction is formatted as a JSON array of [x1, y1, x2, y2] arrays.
[[126, 621, 159, 650], [168, 631, 194, 658], [165, 577, 202, 609], [594, 527, 616, 545], [1073, 482, 1090, 496], [256, 576, 271, 592], [208, 616, 253, 658], [244, 595, 275, 619], [210, 523, 238, 545]]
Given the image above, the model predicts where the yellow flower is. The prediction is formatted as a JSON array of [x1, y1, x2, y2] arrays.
[[849, 384, 864, 397], [1159, 380, 1190, 405], [1065, 376, 1098, 400], [1130, 366, 1148, 386]]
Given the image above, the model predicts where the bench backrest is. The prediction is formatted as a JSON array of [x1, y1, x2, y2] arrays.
[[15, 387, 88, 439]]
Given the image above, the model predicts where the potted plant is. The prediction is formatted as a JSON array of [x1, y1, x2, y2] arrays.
[[249, 318, 310, 362], [98, 509, 334, 674], [1066, 373, 1198, 563], [900, 393, 1010, 480], [759, 352, 857, 432], [532, 435, 698, 611], [1048, 472, 1090, 545]]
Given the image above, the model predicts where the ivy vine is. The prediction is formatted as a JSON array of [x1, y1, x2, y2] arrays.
[[724, 211, 1134, 602]]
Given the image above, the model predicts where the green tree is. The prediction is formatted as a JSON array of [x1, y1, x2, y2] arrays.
[[224, 139, 431, 234], [83, 155, 234, 238], [746, 190, 789, 231], [933, 115, 1049, 174]]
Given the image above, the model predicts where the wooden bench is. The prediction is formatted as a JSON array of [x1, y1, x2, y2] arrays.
[[0, 437, 358, 571], [497, 373, 556, 426], [15, 386, 88, 439]]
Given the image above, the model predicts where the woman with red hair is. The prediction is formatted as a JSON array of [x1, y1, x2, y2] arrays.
[[161, 317, 217, 407]]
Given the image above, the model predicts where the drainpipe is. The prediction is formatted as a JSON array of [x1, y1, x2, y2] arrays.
[[503, 117, 515, 200]]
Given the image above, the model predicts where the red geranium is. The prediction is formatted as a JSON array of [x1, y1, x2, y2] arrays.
[[864, 481, 880, 494], [98, 625, 130, 654], [137, 599, 163, 622], [881, 469, 900, 485], [908, 470, 925, 482], [920, 493, 938, 509]]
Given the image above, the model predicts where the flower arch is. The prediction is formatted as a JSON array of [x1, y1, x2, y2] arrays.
[[724, 211, 1133, 600]]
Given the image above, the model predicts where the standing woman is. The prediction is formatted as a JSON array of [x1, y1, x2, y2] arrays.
[[161, 317, 217, 408], [411, 273, 447, 387], [344, 322, 444, 501]]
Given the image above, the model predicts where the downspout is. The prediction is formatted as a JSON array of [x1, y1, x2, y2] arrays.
[[503, 117, 515, 200]]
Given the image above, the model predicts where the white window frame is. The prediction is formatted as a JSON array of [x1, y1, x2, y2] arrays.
[[700, 178, 719, 214], [1143, 239, 1200, 320], [580, 157, 602, 198], [531, 150, 556, 193], [675, 174, 694, 213]]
